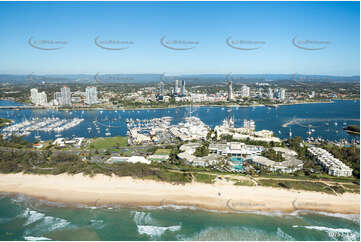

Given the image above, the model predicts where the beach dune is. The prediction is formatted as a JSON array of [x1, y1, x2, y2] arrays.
[[0, 173, 359, 214]]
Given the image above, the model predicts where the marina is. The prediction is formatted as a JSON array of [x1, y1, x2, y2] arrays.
[[0, 100, 359, 144]]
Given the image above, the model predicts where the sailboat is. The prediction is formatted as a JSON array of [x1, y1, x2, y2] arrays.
[[105, 121, 111, 136], [306, 127, 312, 135], [34, 129, 40, 140]]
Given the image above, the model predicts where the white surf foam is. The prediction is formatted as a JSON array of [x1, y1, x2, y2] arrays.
[[141, 204, 198, 211], [132, 211, 153, 225], [180, 226, 281, 241], [24, 236, 51, 241], [45, 216, 71, 232], [90, 219, 105, 229], [292, 225, 358, 240], [24, 215, 71, 236], [23, 209, 46, 226], [137, 225, 181, 238]]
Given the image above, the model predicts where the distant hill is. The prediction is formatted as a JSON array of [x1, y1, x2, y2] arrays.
[[0, 74, 359, 84]]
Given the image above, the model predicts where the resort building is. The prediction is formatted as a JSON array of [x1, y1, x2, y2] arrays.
[[209, 142, 264, 157], [127, 116, 209, 145], [307, 146, 353, 177], [248, 155, 303, 173], [177, 142, 223, 167], [272, 147, 298, 156], [214, 118, 281, 143]]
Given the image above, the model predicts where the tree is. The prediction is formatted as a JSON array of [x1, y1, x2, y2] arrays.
[[193, 142, 209, 157]]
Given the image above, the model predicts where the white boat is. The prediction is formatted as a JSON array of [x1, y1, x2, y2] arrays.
[[105, 132, 111, 136]]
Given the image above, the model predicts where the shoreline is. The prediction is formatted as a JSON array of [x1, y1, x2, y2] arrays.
[[0, 173, 359, 215], [0, 100, 338, 111]]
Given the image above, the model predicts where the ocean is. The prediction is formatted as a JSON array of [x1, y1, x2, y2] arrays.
[[0, 193, 359, 241], [0, 100, 359, 142]]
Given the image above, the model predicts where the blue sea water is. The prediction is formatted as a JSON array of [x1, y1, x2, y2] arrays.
[[0, 193, 359, 241], [0, 100, 359, 142]]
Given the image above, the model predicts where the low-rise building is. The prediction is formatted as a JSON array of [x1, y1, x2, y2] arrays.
[[249, 155, 303, 173], [272, 147, 298, 156], [209, 142, 264, 157], [106, 156, 151, 165], [307, 146, 353, 177]]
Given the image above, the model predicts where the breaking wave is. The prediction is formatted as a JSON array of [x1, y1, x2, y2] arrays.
[[24, 236, 51, 241], [137, 225, 181, 238], [292, 225, 359, 241]]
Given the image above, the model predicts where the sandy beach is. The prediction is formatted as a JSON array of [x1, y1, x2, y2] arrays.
[[0, 173, 359, 214]]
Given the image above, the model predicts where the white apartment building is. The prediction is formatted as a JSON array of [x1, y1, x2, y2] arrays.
[[30, 88, 47, 106], [85, 86, 98, 105], [307, 146, 353, 177], [241, 85, 250, 98], [268, 88, 273, 99], [279, 88, 286, 100], [60, 86, 72, 106]]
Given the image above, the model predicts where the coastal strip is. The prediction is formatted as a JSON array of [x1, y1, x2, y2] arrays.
[[0, 173, 359, 214]]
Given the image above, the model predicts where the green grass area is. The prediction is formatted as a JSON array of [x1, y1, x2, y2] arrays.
[[192, 173, 216, 184], [154, 149, 171, 155], [342, 183, 360, 193], [88, 136, 128, 150], [257, 179, 347, 194], [258, 172, 359, 183], [233, 179, 255, 186]]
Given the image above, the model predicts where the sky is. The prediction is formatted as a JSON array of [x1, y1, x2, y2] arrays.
[[0, 1, 359, 75]]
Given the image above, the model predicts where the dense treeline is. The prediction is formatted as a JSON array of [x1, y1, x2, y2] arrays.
[[0, 135, 32, 148], [0, 139, 193, 184], [287, 137, 308, 160], [344, 125, 360, 134]]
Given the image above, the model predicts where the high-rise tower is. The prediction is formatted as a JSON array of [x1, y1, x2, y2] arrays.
[[180, 80, 186, 96], [227, 80, 233, 101]]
